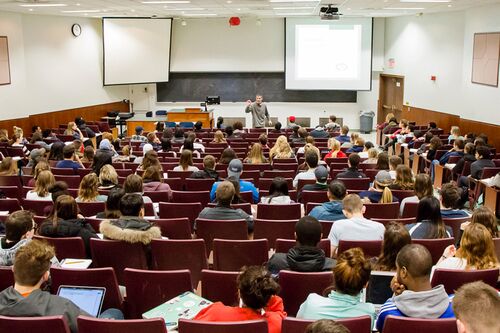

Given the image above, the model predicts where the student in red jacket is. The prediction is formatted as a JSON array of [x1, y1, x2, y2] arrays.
[[194, 266, 286, 333]]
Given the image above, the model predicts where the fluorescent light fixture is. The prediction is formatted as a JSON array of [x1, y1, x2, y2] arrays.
[[273, 7, 315, 10], [385, 7, 425, 10], [167, 7, 204, 10], [270, 0, 318, 2], [142, 1, 190, 3], [62, 9, 101, 13], [20, 3, 67, 7], [400, 0, 450, 2]]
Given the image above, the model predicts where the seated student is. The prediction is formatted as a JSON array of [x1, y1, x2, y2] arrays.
[[448, 126, 464, 144], [179, 139, 201, 158], [452, 142, 476, 176], [210, 159, 259, 203], [173, 149, 200, 172], [297, 137, 316, 157], [193, 121, 203, 132], [293, 150, 319, 188], [194, 266, 286, 333], [439, 138, 465, 165], [325, 115, 341, 132], [216, 117, 225, 130], [270, 135, 295, 160], [63, 122, 83, 141], [305, 320, 350, 333], [142, 132, 161, 151], [439, 183, 470, 218], [341, 132, 358, 149], [0, 157, 19, 176], [336, 125, 350, 144], [0, 211, 36, 266], [142, 166, 172, 199], [76, 173, 107, 203], [199, 181, 253, 232], [376, 244, 454, 331], [359, 170, 399, 203], [81, 146, 95, 164], [453, 281, 500, 333], [26, 147, 46, 169], [190, 155, 219, 181], [459, 146, 496, 187], [425, 136, 442, 161], [288, 125, 300, 141], [336, 153, 366, 179], [324, 138, 347, 160], [309, 180, 347, 222], [267, 216, 335, 276], [259, 133, 270, 149], [131, 126, 148, 142], [310, 126, 330, 138], [270, 122, 284, 134], [298, 166, 329, 202], [134, 143, 153, 165], [359, 143, 376, 160], [244, 143, 269, 164], [219, 148, 238, 164], [406, 196, 453, 239], [261, 177, 293, 204], [327, 194, 385, 258], [292, 127, 308, 146], [100, 193, 161, 245], [458, 206, 499, 245], [137, 149, 161, 173], [211, 130, 227, 144], [0, 240, 123, 333], [388, 165, 415, 190], [382, 116, 398, 135], [399, 174, 434, 216], [123, 174, 154, 207], [159, 138, 176, 158], [226, 176, 246, 204], [297, 248, 375, 325], [376, 152, 390, 171], [382, 119, 412, 151], [26, 170, 55, 201], [39, 195, 97, 258], [407, 130, 425, 149], [346, 137, 365, 153], [388, 155, 402, 180], [96, 187, 125, 219], [97, 164, 119, 190]]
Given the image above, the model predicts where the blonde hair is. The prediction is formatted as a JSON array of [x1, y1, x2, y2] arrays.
[[367, 148, 378, 159], [451, 126, 461, 136], [270, 135, 293, 160], [13, 126, 23, 139], [393, 165, 414, 190], [327, 138, 342, 158], [34, 170, 55, 197], [0, 157, 19, 176], [33, 161, 50, 180], [246, 143, 267, 164], [99, 164, 118, 186], [350, 132, 359, 144], [304, 144, 320, 161], [212, 131, 226, 143], [355, 137, 365, 146], [78, 173, 100, 202], [374, 175, 394, 203], [65, 122, 76, 135], [385, 113, 395, 123], [342, 194, 364, 214], [457, 224, 499, 270]]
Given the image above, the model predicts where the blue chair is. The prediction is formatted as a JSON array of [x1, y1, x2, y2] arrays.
[[155, 110, 167, 116], [166, 121, 176, 127], [179, 121, 194, 128]]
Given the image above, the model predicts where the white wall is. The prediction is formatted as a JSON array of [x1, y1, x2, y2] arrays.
[[0, 11, 127, 120], [384, 4, 500, 125]]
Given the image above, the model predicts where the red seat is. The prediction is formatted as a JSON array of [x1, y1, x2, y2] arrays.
[[240, 170, 260, 184], [76, 168, 92, 178], [402, 201, 419, 218], [494, 238, 500, 261], [178, 319, 268, 333], [0, 198, 22, 213], [124, 268, 193, 319], [338, 240, 383, 258], [54, 175, 81, 188], [0, 175, 22, 188], [163, 177, 184, 190], [0, 315, 70, 333], [364, 202, 400, 219], [390, 190, 416, 201], [263, 170, 296, 178], [90, 239, 148, 285], [430, 268, 499, 294], [338, 178, 371, 190], [201, 269, 239, 306], [0, 266, 14, 291], [159, 202, 202, 231], [151, 239, 208, 288], [50, 267, 124, 310], [149, 218, 191, 239], [256, 203, 301, 220], [259, 190, 298, 202], [282, 316, 372, 333], [412, 238, 455, 264], [213, 239, 269, 271], [185, 178, 215, 191], [85, 217, 104, 232], [0, 186, 21, 200], [297, 178, 316, 191], [242, 163, 272, 172], [442, 217, 470, 239], [382, 315, 458, 333], [279, 270, 333, 316], [300, 190, 328, 204], [77, 201, 105, 217], [275, 239, 330, 256], [372, 217, 417, 226], [51, 168, 76, 175], [195, 218, 248, 253], [253, 219, 297, 249], [172, 190, 210, 207], [115, 169, 133, 177], [167, 170, 193, 179], [77, 316, 167, 333], [259, 178, 293, 191], [272, 163, 298, 171], [33, 235, 87, 260], [239, 191, 255, 203], [305, 202, 322, 215], [22, 199, 53, 216], [143, 191, 171, 203]]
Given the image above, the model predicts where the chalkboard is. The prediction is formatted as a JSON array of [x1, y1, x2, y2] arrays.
[[156, 72, 357, 103]]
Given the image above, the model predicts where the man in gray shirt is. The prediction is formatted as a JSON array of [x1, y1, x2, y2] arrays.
[[245, 94, 272, 128]]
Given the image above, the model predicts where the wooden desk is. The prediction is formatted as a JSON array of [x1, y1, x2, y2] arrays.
[[167, 110, 214, 128], [376, 128, 383, 146], [434, 164, 445, 189], [403, 146, 410, 167], [481, 180, 500, 217]]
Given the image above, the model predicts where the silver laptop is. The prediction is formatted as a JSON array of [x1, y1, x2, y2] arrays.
[[57, 285, 106, 317]]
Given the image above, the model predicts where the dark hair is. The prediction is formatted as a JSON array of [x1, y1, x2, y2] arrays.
[[454, 138, 465, 150], [440, 182, 462, 209], [464, 142, 475, 155], [194, 121, 202, 131], [183, 139, 195, 152], [375, 222, 411, 271], [305, 320, 350, 333], [92, 150, 112, 176], [104, 187, 125, 219], [476, 146, 491, 159], [62, 144, 75, 159], [429, 136, 442, 150], [258, 134, 268, 146], [30, 132, 43, 144], [42, 129, 52, 138], [237, 266, 280, 310], [328, 180, 346, 200], [124, 174, 143, 194], [174, 128, 184, 138], [274, 122, 282, 131], [295, 216, 322, 246], [332, 248, 371, 296], [50, 195, 78, 227], [49, 141, 64, 161], [120, 193, 144, 216], [396, 244, 433, 278], [233, 121, 243, 131], [225, 126, 234, 137], [428, 122, 437, 129], [219, 148, 237, 164], [161, 138, 172, 152], [226, 176, 244, 204], [364, 141, 374, 150], [267, 177, 289, 203], [305, 150, 319, 168], [416, 196, 447, 238], [48, 181, 69, 203], [376, 152, 390, 170], [155, 122, 164, 132], [162, 128, 173, 140], [348, 153, 361, 169], [31, 125, 40, 133], [424, 132, 434, 143], [5, 210, 34, 242], [216, 117, 224, 129], [477, 133, 488, 144]]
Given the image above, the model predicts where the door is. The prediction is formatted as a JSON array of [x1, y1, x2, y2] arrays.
[[129, 85, 150, 113], [378, 74, 404, 124]]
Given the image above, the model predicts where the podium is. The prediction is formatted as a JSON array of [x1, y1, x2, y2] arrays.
[[167, 108, 214, 128]]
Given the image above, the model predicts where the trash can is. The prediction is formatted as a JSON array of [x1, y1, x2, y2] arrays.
[[359, 110, 375, 134]]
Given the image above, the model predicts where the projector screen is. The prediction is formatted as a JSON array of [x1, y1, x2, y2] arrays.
[[103, 18, 172, 85], [286, 17, 373, 90]]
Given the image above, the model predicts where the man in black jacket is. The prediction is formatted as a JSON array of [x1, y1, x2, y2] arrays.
[[267, 216, 335, 277], [190, 155, 219, 181], [336, 153, 366, 179]]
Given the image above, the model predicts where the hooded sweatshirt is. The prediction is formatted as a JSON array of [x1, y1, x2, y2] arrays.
[[267, 246, 335, 276], [0, 287, 88, 333], [99, 216, 161, 245], [0, 238, 30, 266], [308, 201, 346, 222], [376, 285, 455, 331]]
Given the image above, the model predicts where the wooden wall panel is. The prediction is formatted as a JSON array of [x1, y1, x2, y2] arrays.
[[459, 118, 499, 149], [401, 105, 461, 133], [0, 117, 29, 136]]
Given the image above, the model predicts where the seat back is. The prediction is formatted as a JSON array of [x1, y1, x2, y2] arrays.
[[172, 190, 210, 207], [0, 175, 22, 188], [364, 202, 400, 219], [22, 198, 53, 216], [382, 315, 458, 333], [213, 239, 269, 271], [185, 178, 216, 191], [412, 238, 455, 264], [90, 239, 148, 285], [390, 190, 416, 201], [150, 218, 191, 239], [282, 316, 372, 333], [177, 318, 268, 333], [50, 267, 123, 310], [431, 268, 499, 294], [159, 202, 202, 231], [54, 175, 81, 188], [124, 268, 193, 319], [297, 178, 316, 191], [300, 190, 328, 204], [442, 217, 470, 239], [143, 191, 171, 203], [195, 218, 248, 253], [77, 316, 167, 333], [0, 266, 14, 291], [0, 315, 70, 333], [279, 270, 333, 316], [337, 240, 383, 258], [253, 219, 297, 249], [201, 270, 239, 306], [494, 238, 500, 261], [0, 186, 21, 200], [337, 178, 371, 190], [33, 235, 87, 260], [0, 198, 22, 214], [275, 239, 330, 256], [402, 201, 419, 218], [256, 203, 301, 220], [77, 201, 106, 217], [151, 239, 208, 288]]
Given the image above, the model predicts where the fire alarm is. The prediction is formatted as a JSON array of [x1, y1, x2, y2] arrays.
[[431, 75, 436, 81], [229, 17, 241, 26]]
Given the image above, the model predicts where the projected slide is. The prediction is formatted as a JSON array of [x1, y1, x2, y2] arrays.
[[286, 18, 372, 90]]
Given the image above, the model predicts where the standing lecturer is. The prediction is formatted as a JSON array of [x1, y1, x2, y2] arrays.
[[245, 95, 272, 128]]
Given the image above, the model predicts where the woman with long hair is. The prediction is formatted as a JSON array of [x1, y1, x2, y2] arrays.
[[26, 170, 55, 201], [219, 148, 237, 164], [48, 141, 64, 161], [40, 194, 97, 257], [138, 149, 161, 172], [399, 173, 434, 216], [244, 143, 268, 164], [27, 160, 50, 187], [324, 138, 346, 160], [260, 177, 292, 204], [64, 121, 83, 140], [373, 222, 412, 271], [389, 165, 414, 190], [406, 196, 452, 239], [142, 166, 172, 200], [212, 130, 227, 144], [0, 157, 19, 176], [362, 148, 378, 164], [269, 135, 295, 161], [96, 187, 125, 219], [98, 164, 119, 190], [92, 150, 113, 176], [457, 206, 499, 247], [173, 150, 199, 172], [76, 173, 107, 202], [375, 152, 390, 170], [359, 170, 395, 204], [435, 223, 499, 273], [426, 136, 442, 161], [297, 248, 375, 325]]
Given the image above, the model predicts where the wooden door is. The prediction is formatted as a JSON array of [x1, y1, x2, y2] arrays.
[[378, 74, 404, 124]]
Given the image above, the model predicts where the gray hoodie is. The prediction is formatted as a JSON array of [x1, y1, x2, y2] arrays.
[[0, 287, 88, 333], [394, 285, 451, 318]]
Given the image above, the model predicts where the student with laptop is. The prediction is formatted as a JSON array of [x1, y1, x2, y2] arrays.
[[0, 240, 123, 333]]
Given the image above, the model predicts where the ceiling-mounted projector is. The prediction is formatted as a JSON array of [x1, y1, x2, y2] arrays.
[[320, 5, 342, 20]]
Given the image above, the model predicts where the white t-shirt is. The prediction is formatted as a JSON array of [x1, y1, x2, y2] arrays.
[[293, 168, 316, 188], [26, 191, 51, 201], [328, 216, 385, 246], [173, 165, 199, 172], [431, 257, 468, 280]]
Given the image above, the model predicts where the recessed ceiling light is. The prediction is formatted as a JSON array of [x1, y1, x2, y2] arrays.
[[76, 3, 80, 6], [400, 0, 450, 2], [226, 0, 232, 3], [269, 0, 318, 3], [20, 3, 67, 7], [28, 8, 33, 11]]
